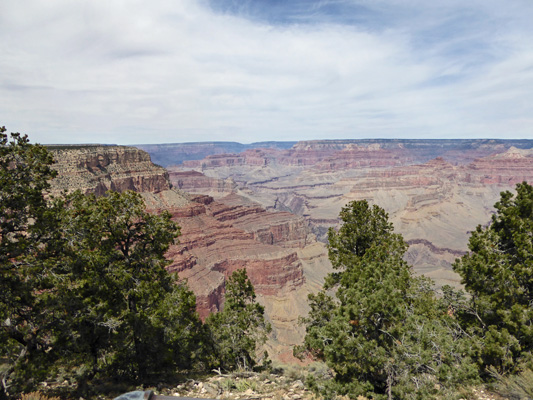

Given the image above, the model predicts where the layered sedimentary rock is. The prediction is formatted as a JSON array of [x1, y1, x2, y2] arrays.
[[150, 139, 533, 289], [48, 144, 331, 360], [136, 141, 297, 167], [162, 192, 310, 315], [464, 147, 533, 185], [173, 139, 533, 171], [48, 145, 170, 195], [154, 191, 331, 359], [167, 169, 236, 196]]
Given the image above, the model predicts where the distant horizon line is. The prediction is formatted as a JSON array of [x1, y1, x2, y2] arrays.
[[41, 138, 533, 147]]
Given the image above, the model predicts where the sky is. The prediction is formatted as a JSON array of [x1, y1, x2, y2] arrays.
[[1, 0, 533, 144]]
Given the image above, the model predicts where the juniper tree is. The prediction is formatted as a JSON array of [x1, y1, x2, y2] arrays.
[[454, 182, 533, 373], [0, 128, 59, 397], [0, 128, 208, 397], [206, 269, 271, 371], [53, 190, 202, 382], [297, 200, 478, 400]]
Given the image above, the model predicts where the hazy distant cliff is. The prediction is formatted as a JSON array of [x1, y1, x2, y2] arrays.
[[138, 139, 533, 167], [147, 139, 533, 289], [135, 141, 297, 167]]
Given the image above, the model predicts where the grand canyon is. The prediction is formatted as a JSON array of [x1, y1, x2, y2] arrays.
[[49, 139, 533, 361]]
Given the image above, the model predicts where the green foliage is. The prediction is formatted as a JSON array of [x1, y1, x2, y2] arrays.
[[454, 182, 533, 374], [326, 200, 394, 288], [0, 128, 60, 397], [0, 128, 208, 397], [298, 200, 478, 399], [206, 269, 271, 371], [45, 190, 209, 384]]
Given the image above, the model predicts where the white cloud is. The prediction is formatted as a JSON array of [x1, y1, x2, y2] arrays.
[[0, 0, 532, 143]]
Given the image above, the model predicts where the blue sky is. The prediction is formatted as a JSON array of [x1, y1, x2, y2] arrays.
[[1, 0, 532, 144]]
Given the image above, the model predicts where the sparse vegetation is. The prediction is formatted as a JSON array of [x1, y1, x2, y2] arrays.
[[490, 367, 533, 400], [19, 393, 60, 400]]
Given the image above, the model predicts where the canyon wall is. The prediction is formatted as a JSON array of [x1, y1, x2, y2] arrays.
[[150, 139, 533, 289], [136, 141, 296, 167], [49, 140, 533, 360], [49, 145, 171, 195], [48, 144, 332, 361]]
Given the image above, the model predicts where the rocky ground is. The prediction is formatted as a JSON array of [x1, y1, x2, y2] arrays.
[[26, 366, 510, 400], [144, 370, 507, 400]]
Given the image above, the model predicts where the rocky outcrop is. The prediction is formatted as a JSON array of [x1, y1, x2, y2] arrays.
[[164, 193, 310, 318], [48, 145, 170, 195], [167, 169, 236, 195], [464, 147, 533, 185]]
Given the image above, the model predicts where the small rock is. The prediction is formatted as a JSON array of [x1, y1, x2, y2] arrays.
[[292, 380, 305, 389], [204, 382, 219, 396]]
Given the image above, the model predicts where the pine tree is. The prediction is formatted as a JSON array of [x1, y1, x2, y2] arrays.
[[0, 128, 209, 396], [206, 269, 271, 371], [454, 182, 533, 373], [0, 128, 59, 397], [298, 200, 478, 399], [52, 190, 208, 384]]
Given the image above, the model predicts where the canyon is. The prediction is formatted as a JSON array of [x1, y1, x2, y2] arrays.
[[156, 139, 533, 289], [48, 145, 332, 361], [47, 139, 533, 361]]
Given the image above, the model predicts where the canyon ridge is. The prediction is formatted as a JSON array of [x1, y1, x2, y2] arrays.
[[48, 139, 533, 361], [138, 139, 533, 290], [47, 144, 331, 362]]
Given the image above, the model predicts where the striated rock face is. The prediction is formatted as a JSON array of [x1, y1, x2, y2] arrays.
[[136, 141, 297, 167], [464, 147, 533, 185], [171, 139, 533, 172], [163, 192, 310, 317], [158, 191, 331, 359], [48, 145, 171, 195], [167, 169, 236, 196], [47, 144, 331, 360], [150, 139, 533, 290]]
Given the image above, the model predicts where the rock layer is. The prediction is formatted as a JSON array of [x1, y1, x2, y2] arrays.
[[49, 145, 170, 195], [163, 192, 310, 318], [152, 139, 533, 288], [48, 145, 330, 359]]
